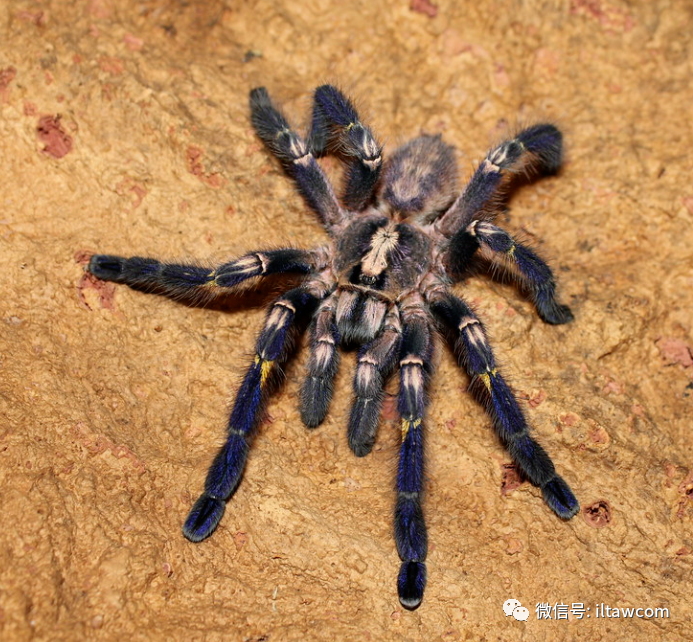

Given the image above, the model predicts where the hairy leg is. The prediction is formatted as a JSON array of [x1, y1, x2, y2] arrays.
[[437, 124, 562, 236], [347, 306, 402, 456], [250, 87, 344, 230], [309, 84, 382, 211], [394, 306, 432, 610], [300, 292, 340, 428], [88, 248, 325, 302], [428, 292, 579, 519], [469, 221, 573, 325], [182, 286, 321, 542]]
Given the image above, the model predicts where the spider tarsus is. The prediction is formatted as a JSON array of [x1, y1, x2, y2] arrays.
[[299, 376, 332, 428], [347, 398, 380, 456], [182, 493, 226, 542], [88, 254, 127, 282], [397, 561, 426, 610], [516, 123, 563, 175], [541, 476, 580, 519], [538, 302, 574, 325]]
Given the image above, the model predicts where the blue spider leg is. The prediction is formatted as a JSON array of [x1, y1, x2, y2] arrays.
[[87, 248, 322, 302], [437, 124, 562, 236], [300, 292, 340, 428], [469, 221, 573, 325], [348, 306, 402, 456], [250, 87, 345, 231], [309, 84, 382, 211], [394, 309, 432, 610], [182, 286, 321, 542], [428, 292, 579, 520]]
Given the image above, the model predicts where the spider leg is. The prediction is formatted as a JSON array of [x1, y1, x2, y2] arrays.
[[182, 285, 321, 542], [250, 87, 345, 231], [309, 85, 382, 211], [347, 306, 402, 456], [428, 292, 579, 519], [87, 248, 324, 301], [394, 307, 432, 610], [437, 124, 562, 236], [469, 221, 573, 325], [300, 292, 340, 428]]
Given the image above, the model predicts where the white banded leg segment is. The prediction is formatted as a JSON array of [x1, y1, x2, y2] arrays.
[[428, 291, 580, 520], [183, 287, 320, 543], [309, 84, 383, 211], [471, 221, 574, 325], [250, 86, 344, 230], [395, 316, 432, 610], [348, 307, 402, 457], [301, 292, 340, 428], [88, 248, 318, 301], [437, 124, 562, 237]]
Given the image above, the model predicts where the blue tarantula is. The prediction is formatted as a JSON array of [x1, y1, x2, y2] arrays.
[[88, 85, 579, 609]]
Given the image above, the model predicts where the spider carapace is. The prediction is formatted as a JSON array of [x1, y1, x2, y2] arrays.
[[88, 85, 579, 609]]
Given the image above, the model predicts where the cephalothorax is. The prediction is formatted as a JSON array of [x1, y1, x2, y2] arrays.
[[88, 85, 579, 609]]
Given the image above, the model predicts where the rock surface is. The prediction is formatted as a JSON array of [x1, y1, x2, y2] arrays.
[[0, 1, 691, 640]]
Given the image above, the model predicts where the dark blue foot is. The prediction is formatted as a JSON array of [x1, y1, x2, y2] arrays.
[[542, 476, 579, 519], [398, 561, 426, 610], [537, 300, 574, 326], [348, 398, 380, 457], [182, 493, 226, 542], [88, 254, 128, 282]]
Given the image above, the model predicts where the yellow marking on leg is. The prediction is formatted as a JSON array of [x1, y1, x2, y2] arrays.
[[401, 417, 421, 440], [480, 368, 497, 392], [260, 359, 274, 387], [507, 243, 516, 259], [345, 122, 355, 131]]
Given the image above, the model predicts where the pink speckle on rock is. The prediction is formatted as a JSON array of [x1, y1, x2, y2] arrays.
[[89, 0, 112, 19], [528, 389, 547, 408], [570, 0, 635, 34], [656, 337, 693, 368], [75, 251, 117, 311], [15, 9, 45, 25], [186, 145, 226, 189], [233, 532, 249, 551], [99, 56, 125, 76], [533, 48, 561, 77], [37, 115, 73, 158], [124, 33, 144, 51], [560, 412, 580, 427], [602, 378, 624, 395], [410, 0, 438, 18], [494, 63, 510, 87], [115, 179, 147, 210], [0, 66, 17, 102], [501, 463, 523, 496], [583, 500, 612, 528], [440, 29, 473, 57]]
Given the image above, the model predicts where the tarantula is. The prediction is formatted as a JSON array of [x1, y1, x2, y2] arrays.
[[88, 85, 579, 609]]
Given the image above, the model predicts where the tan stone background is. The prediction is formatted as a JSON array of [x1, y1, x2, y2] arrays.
[[1, 0, 692, 640]]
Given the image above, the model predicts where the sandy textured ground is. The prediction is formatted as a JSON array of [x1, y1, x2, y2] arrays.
[[1, 0, 692, 640]]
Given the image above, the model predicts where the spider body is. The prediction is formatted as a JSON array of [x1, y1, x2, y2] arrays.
[[88, 85, 579, 610]]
